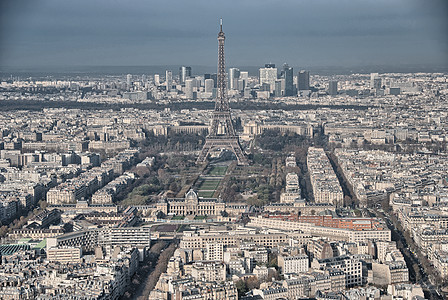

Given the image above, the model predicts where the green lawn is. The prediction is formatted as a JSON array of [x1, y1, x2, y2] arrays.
[[198, 191, 215, 198], [172, 215, 185, 220], [194, 215, 207, 220], [198, 180, 220, 190], [209, 166, 228, 176]]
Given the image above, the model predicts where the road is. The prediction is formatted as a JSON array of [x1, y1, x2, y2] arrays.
[[329, 151, 445, 299], [368, 208, 444, 300]]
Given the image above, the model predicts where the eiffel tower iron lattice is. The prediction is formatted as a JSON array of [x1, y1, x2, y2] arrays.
[[197, 19, 248, 165]]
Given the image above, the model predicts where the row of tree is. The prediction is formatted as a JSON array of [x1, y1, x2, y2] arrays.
[[1, 99, 370, 113]]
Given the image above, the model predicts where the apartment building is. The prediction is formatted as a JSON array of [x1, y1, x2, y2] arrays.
[[278, 254, 309, 274]]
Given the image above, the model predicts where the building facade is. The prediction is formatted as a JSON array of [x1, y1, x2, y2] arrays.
[[156, 189, 225, 216]]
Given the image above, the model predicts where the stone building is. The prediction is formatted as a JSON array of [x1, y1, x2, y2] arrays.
[[156, 189, 225, 216]]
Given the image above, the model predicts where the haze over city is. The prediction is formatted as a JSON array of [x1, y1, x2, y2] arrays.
[[1, 0, 447, 72]]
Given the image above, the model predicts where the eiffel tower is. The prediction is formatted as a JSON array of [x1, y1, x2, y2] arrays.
[[197, 19, 248, 165]]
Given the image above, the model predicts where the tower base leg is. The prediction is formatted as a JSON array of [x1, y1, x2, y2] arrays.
[[197, 138, 248, 166]]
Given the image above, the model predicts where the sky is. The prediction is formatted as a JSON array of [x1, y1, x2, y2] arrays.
[[0, 0, 447, 70]]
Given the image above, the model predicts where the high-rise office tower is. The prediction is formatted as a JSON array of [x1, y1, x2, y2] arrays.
[[371, 73, 382, 90], [275, 80, 282, 97], [185, 79, 194, 99], [239, 71, 248, 92], [370, 73, 379, 87], [229, 68, 240, 90], [328, 80, 338, 96], [195, 76, 204, 88], [259, 64, 277, 91], [283, 63, 294, 96], [211, 74, 218, 88], [126, 74, 132, 87], [165, 70, 172, 92], [179, 66, 192, 84], [205, 79, 214, 93], [298, 70, 310, 90], [237, 79, 245, 92], [240, 71, 249, 80], [374, 78, 382, 90], [154, 74, 160, 86]]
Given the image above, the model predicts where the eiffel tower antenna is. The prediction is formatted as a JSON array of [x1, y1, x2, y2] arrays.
[[197, 19, 248, 165]]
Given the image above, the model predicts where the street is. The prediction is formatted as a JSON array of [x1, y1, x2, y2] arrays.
[[368, 208, 444, 300]]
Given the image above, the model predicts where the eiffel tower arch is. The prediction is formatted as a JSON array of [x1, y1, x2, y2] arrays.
[[197, 19, 248, 166]]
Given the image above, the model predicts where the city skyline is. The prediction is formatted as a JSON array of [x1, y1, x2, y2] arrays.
[[1, 0, 447, 70], [1, 1, 448, 299]]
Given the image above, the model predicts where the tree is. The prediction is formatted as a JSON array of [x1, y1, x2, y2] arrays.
[[157, 169, 170, 186], [0, 225, 8, 237], [267, 253, 278, 268], [222, 185, 239, 202], [245, 277, 260, 290], [169, 182, 179, 193], [235, 279, 248, 297], [247, 196, 266, 207], [38, 200, 48, 210], [256, 129, 309, 152], [344, 195, 353, 207]]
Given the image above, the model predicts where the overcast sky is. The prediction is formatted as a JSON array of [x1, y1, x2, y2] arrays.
[[0, 0, 447, 69]]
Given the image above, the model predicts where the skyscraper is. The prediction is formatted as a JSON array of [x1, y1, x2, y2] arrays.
[[126, 74, 132, 87], [259, 64, 277, 92], [229, 68, 240, 90], [185, 79, 194, 99], [205, 79, 214, 93], [165, 70, 172, 92], [275, 80, 282, 97], [283, 63, 294, 96], [237, 79, 245, 92], [298, 70, 310, 90], [371, 73, 382, 90], [239, 71, 248, 92], [240, 71, 249, 80], [328, 80, 338, 96], [154, 74, 160, 86], [179, 66, 192, 84], [370, 73, 379, 86], [211, 74, 218, 88]]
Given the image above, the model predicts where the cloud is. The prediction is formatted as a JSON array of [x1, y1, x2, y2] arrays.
[[0, 0, 446, 68]]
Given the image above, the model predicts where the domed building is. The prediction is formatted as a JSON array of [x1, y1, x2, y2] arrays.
[[156, 189, 225, 216]]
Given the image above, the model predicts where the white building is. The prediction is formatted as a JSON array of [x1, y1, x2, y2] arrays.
[[314, 255, 362, 287], [205, 79, 214, 93], [206, 243, 224, 261], [165, 70, 172, 92], [191, 261, 226, 282], [259, 67, 277, 92], [278, 254, 309, 274]]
